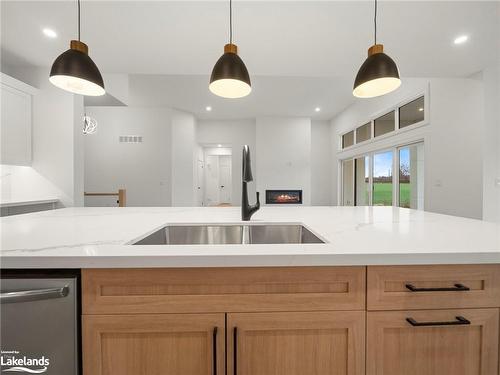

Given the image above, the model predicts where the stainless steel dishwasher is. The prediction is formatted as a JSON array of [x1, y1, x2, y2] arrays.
[[0, 270, 80, 375]]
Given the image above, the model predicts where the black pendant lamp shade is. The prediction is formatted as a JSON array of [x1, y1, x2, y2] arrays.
[[50, 40, 105, 96], [353, 44, 401, 98], [209, 43, 251, 98], [353, 0, 401, 98], [209, 0, 251, 98], [49, 0, 105, 96]]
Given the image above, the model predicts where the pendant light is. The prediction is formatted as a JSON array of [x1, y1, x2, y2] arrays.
[[209, 0, 251, 98], [353, 0, 401, 98], [49, 0, 105, 96]]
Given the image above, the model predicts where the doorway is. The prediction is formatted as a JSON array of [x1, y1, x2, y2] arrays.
[[202, 146, 233, 206]]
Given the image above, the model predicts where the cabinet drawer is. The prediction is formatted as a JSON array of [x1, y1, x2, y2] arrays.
[[367, 308, 499, 375], [82, 267, 365, 314], [368, 265, 500, 310]]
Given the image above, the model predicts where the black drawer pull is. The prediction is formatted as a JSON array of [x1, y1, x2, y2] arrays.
[[233, 327, 238, 375], [406, 316, 471, 327], [405, 283, 470, 292], [213, 327, 218, 375]]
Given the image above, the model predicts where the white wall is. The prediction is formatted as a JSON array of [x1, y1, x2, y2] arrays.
[[311, 120, 332, 205], [1, 67, 84, 207], [429, 79, 483, 219], [84, 106, 172, 207], [0, 164, 65, 205], [481, 65, 500, 222], [101, 73, 129, 105], [203, 147, 232, 156], [171, 110, 197, 206], [330, 77, 485, 220], [197, 120, 256, 206], [256, 117, 311, 205], [33, 74, 85, 207]]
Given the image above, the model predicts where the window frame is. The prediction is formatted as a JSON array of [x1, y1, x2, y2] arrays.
[[354, 155, 372, 206], [340, 130, 355, 150], [398, 96, 426, 130], [337, 89, 429, 153], [341, 158, 356, 206], [395, 142, 425, 209], [373, 110, 397, 138], [355, 122, 372, 145], [340, 140, 424, 209]]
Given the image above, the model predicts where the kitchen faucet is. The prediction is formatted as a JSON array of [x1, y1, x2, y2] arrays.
[[241, 145, 260, 221]]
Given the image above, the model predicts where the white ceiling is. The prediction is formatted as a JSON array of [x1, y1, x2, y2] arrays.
[[2, 1, 499, 119], [126, 74, 354, 119]]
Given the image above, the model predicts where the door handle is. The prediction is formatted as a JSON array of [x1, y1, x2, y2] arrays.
[[233, 327, 238, 375], [0, 286, 69, 304], [405, 283, 470, 292], [406, 316, 471, 327], [213, 327, 218, 375]]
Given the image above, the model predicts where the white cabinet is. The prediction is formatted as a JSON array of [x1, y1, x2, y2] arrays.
[[0, 75, 34, 165]]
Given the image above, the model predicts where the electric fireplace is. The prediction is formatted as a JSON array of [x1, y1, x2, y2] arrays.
[[265, 190, 303, 204]]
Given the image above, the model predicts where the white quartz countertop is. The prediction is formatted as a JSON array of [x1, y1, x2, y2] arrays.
[[0, 198, 59, 208], [1, 206, 499, 268]]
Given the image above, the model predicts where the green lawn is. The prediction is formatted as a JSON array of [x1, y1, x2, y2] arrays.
[[373, 182, 410, 207]]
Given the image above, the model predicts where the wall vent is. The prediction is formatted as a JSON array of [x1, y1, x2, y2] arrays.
[[119, 135, 143, 143]]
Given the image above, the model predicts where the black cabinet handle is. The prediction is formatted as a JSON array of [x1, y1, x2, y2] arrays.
[[213, 327, 217, 375], [405, 283, 470, 292], [233, 327, 238, 375], [406, 316, 471, 327]]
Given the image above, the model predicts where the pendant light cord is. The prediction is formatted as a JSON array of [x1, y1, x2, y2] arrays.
[[229, 0, 233, 44], [374, 0, 377, 45], [77, 0, 81, 41]]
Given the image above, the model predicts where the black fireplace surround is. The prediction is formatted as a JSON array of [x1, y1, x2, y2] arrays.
[[265, 190, 303, 204]]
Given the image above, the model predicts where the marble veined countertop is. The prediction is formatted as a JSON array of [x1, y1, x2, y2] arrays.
[[1, 206, 499, 268]]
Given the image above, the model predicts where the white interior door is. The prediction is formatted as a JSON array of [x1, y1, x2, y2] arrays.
[[204, 155, 220, 206], [196, 159, 204, 206], [218, 155, 232, 204]]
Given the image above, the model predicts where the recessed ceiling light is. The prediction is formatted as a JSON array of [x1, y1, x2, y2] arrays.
[[418, 107, 424, 112], [42, 28, 57, 38], [205, 106, 212, 111], [315, 107, 321, 112], [217, 144, 222, 148], [453, 35, 468, 45]]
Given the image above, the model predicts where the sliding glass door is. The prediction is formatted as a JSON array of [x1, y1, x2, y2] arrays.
[[342, 159, 354, 206], [398, 143, 424, 209], [341, 142, 424, 209], [355, 156, 370, 206], [373, 151, 393, 206]]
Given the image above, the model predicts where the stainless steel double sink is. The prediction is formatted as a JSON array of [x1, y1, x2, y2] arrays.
[[132, 224, 325, 245]]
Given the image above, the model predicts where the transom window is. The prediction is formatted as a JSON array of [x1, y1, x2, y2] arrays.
[[342, 131, 354, 148], [355, 123, 371, 144], [399, 96, 425, 129], [341, 95, 425, 149]]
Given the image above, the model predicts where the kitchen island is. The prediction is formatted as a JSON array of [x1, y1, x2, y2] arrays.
[[1, 206, 499, 268], [1, 206, 500, 375]]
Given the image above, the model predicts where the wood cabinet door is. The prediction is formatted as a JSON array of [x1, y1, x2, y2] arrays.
[[227, 311, 365, 375], [83, 313, 225, 375], [367, 309, 499, 375]]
